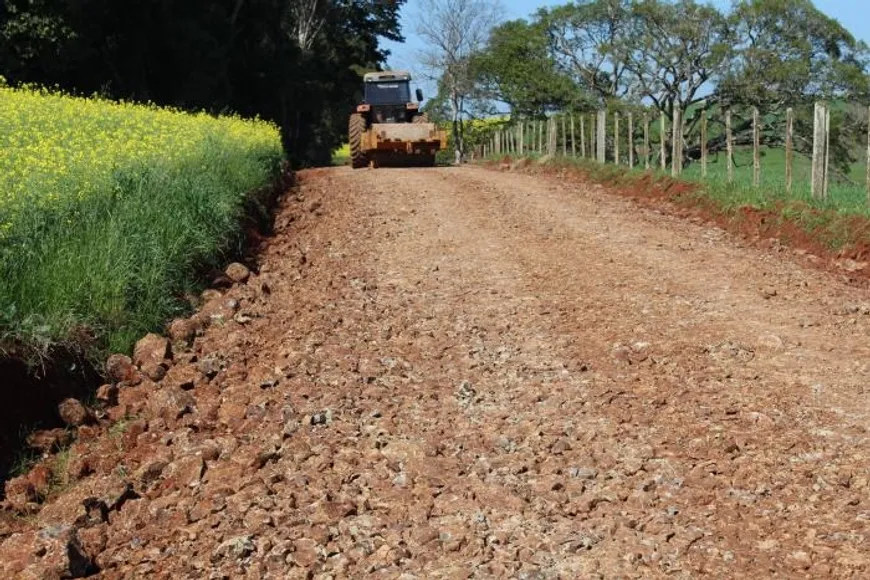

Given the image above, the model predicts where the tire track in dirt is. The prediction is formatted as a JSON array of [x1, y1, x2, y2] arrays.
[[2, 165, 870, 578]]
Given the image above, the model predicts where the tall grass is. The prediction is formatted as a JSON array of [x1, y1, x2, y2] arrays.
[[0, 88, 284, 357]]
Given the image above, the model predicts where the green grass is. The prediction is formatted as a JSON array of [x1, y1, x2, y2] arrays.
[[678, 146, 869, 215], [0, 88, 284, 360]]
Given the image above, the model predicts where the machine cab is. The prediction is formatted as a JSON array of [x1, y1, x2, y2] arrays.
[[360, 71, 424, 124]]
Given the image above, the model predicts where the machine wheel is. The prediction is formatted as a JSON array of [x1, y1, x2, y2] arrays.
[[412, 113, 429, 124], [422, 154, 436, 167], [349, 113, 367, 169]]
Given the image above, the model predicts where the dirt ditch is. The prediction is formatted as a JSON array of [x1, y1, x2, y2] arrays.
[[0, 353, 101, 488]]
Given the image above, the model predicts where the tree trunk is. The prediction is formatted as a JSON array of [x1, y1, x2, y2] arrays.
[[450, 89, 462, 164]]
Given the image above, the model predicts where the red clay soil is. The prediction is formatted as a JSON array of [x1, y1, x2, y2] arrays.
[[5, 166, 870, 578], [502, 158, 870, 286]]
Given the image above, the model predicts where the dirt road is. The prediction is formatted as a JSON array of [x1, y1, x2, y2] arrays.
[[5, 165, 870, 578]]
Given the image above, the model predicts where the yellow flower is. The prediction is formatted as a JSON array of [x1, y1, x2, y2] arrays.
[[0, 87, 282, 228]]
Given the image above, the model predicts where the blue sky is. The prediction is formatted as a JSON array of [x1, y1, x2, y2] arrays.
[[383, 0, 870, 95]]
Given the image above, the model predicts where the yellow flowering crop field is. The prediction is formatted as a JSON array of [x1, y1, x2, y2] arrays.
[[0, 87, 280, 233], [0, 87, 284, 354]]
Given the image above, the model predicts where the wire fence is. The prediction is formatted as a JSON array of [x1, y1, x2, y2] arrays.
[[481, 104, 870, 201]]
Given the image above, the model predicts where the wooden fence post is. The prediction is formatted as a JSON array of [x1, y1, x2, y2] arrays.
[[644, 113, 650, 169], [556, 115, 561, 156], [597, 110, 607, 163], [543, 118, 549, 156], [866, 105, 870, 199], [561, 115, 567, 155], [824, 106, 831, 198], [580, 115, 586, 158], [700, 114, 707, 178], [591, 114, 596, 159], [571, 113, 576, 157], [753, 107, 760, 187], [726, 108, 733, 183], [614, 112, 620, 165], [812, 102, 828, 199], [660, 111, 667, 170], [628, 112, 634, 169], [785, 107, 794, 193], [529, 121, 534, 154], [519, 121, 526, 157], [671, 105, 681, 176], [549, 116, 557, 157]]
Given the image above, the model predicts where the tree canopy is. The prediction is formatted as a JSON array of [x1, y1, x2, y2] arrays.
[[473, 19, 582, 116], [0, 0, 407, 166], [468, 0, 869, 168]]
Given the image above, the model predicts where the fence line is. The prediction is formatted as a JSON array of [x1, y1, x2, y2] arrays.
[[484, 101, 869, 200]]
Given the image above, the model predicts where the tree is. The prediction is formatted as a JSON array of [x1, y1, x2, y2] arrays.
[[537, 0, 633, 103], [415, 0, 503, 161], [620, 0, 732, 124], [720, 0, 870, 110], [0, 0, 408, 166], [712, 0, 870, 174], [473, 19, 584, 117], [524, 0, 868, 171]]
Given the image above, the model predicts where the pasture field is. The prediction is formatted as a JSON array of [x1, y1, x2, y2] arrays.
[[678, 146, 870, 215], [0, 87, 284, 356]]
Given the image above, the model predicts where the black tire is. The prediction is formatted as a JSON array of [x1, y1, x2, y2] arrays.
[[412, 113, 429, 124], [422, 154, 436, 167], [349, 113, 367, 169]]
